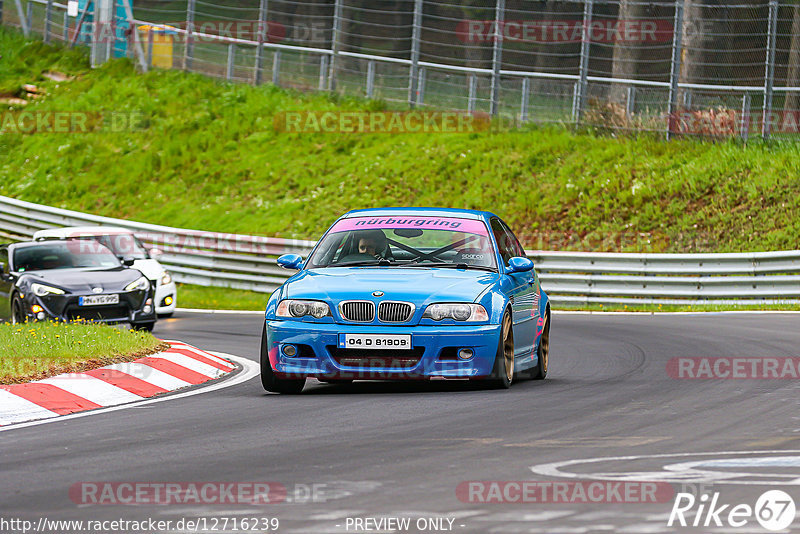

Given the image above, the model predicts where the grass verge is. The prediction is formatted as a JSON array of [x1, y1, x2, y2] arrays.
[[0, 321, 167, 384], [1, 27, 800, 253], [176, 284, 269, 311]]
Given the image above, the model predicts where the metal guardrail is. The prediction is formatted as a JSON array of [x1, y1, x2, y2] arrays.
[[2, 195, 800, 305]]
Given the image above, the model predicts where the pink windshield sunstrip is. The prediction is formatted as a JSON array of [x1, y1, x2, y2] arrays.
[[331, 216, 489, 236]]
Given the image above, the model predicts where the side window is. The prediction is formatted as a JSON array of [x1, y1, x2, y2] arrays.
[[0, 247, 7, 270], [499, 220, 526, 258], [490, 218, 515, 265]]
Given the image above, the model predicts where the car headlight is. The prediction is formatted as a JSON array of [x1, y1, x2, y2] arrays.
[[276, 299, 331, 319], [125, 276, 150, 292], [31, 283, 65, 297], [422, 303, 488, 322], [160, 272, 172, 286]]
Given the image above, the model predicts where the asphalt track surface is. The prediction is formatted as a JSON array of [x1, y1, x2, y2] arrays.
[[2, 311, 800, 533]]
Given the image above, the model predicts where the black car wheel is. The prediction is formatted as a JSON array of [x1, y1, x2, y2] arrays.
[[531, 310, 550, 380], [132, 321, 156, 332], [11, 298, 26, 325], [260, 325, 305, 394], [487, 310, 514, 389]]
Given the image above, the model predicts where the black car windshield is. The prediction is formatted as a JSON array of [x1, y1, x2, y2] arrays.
[[306, 216, 498, 270], [13, 242, 121, 272], [73, 234, 149, 260]]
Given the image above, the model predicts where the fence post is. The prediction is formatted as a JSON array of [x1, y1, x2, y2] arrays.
[[26, 0, 31, 32], [490, 0, 505, 116], [574, 0, 593, 123], [43, 0, 52, 43], [408, 0, 423, 106], [120, 0, 147, 71], [63, 10, 69, 42], [417, 66, 426, 105], [319, 55, 328, 90], [666, 0, 685, 140], [183, 0, 196, 71], [467, 74, 477, 113], [762, 0, 778, 139], [520, 77, 529, 122], [626, 86, 636, 117], [254, 0, 268, 85], [366, 59, 375, 98], [226, 43, 236, 81], [740, 93, 751, 142], [328, 0, 343, 91], [272, 49, 280, 85], [146, 29, 154, 69], [14, 0, 28, 36], [0, 0, 4, 27]]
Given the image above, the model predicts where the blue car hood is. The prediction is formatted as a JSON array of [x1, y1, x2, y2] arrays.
[[284, 267, 498, 306]]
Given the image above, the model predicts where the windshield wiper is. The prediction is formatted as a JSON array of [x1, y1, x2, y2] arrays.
[[396, 262, 496, 272]]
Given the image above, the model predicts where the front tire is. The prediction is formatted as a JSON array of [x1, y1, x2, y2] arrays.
[[132, 321, 156, 332], [531, 311, 550, 380], [487, 310, 514, 389], [11, 298, 25, 325], [260, 326, 305, 394]]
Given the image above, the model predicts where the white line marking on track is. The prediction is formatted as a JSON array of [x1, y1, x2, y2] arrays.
[[0, 352, 258, 433]]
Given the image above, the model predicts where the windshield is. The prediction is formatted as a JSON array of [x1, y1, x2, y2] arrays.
[[307, 216, 497, 270], [13, 242, 121, 272], [75, 234, 149, 260]]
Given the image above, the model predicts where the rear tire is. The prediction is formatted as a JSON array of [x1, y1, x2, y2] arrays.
[[486, 310, 514, 389], [532, 311, 550, 380], [260, 326, 305, 394]]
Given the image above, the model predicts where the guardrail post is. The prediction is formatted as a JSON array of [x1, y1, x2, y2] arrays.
[[319, 54, 328, 90], [740, 93, 751, 142], [146, 28, 154, 69], [762, 0, 778, 139], [328, 0, 343, 91], [626, 86, 636, 117], [14, 0, 29, 36], [490, 0, 505, 116], [574, 0, 593, 123], [520, 77, 529, 122], [43, 0, 52, 42], [366, 59, 375, 98], [226, 43, 236, 81], [271, 49, 280, 85], [183, 0, 195, 71], [467, 74, 477, 113], [666, 0, 684, 140], [408, 0, 423, 106], [254, 0, 268, 85]]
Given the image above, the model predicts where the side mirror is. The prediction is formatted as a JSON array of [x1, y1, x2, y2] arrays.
[[0, 262, 11, 282], [149, 248, 164, 259], [507, 256, 534, 273], [122, 257, 136, 267], [277, 254, 304, 270]]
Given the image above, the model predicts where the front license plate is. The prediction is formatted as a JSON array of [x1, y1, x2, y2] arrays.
[[338, 333, 411, 350], [79, 294, 119, 306]]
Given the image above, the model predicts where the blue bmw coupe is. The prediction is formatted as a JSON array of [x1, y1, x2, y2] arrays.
[[261, 208, 550, 393]]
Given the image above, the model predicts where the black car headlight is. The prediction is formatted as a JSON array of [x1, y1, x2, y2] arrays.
[[422, 303, 488, 322], [31, 283, 65, 297], [276, 299, 331, 319], [125, 276, 150, 292]]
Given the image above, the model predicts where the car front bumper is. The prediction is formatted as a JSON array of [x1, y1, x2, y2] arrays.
[[265, 320, 501, 379], [21, 290, 156, 325], [154, 281, 177, 315]]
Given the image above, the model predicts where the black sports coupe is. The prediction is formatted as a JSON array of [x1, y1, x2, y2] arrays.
[[0, 240, 157, 330]]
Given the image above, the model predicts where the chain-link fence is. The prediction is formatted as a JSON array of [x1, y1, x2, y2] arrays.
[[5, 0, 800, 140]]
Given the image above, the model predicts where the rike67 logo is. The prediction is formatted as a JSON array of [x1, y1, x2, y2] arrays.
[[668, 490, 796, 531]]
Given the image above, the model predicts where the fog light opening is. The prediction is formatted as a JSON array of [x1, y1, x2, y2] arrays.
[[143, 305, 153, 314], [36, 312, 46, 321], [282, 344, 297, 357], [458, 348, 474, 360], [164, 296, 173, 306]]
